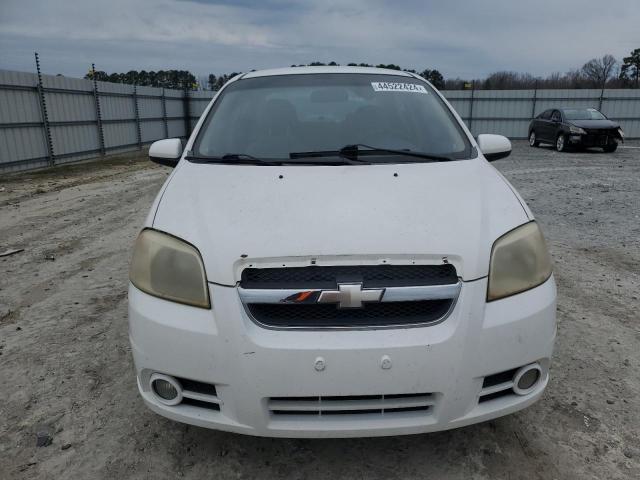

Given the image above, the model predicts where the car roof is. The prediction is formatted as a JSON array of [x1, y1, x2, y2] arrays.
[[241, 66, 416, 79], [558, 107, 599, 111]]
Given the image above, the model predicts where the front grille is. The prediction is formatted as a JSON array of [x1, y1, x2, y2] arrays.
[[584, 128, 614, 135], [268, 393, 435, 418], [583, 134, 609, 146], [582, 128, 617, 146], [248, 299, 452, 328], [241, 264, 458, 289], [240, 264, 459, 328]]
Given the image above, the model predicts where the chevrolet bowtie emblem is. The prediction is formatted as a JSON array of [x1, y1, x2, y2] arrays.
[[318, 283, 384, 309]]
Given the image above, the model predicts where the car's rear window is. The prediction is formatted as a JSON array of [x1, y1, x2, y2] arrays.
[[192, 74, 472, 162]]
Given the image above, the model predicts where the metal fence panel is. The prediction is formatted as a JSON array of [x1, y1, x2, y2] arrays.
[[138, 97, 163, 119], [103, 122, 137, 149], [0, 70, 50, 171], [165, 98, 185, 117], [0, 126, 48, 170], [167, 118, 186, 138], [141, 120, 166, 143], [442, 88, 639, 138], [100, 92, 135, 120], [46, 91, 95, 122], [0, 89, 41, 124], [602, 89, 640, 139], [1, 68, 638, 173]]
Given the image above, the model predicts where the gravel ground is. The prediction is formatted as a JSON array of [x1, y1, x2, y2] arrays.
[[1, 141, 639, 479]]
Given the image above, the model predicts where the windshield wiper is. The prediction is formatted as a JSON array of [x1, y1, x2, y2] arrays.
[[185, 153, 283, 166], [289, 144, 452, 163], [287, 150, 372, 165], [342, 144, 453, 162]]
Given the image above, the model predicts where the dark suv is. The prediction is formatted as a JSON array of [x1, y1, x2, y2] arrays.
[[528, 108, 624, 152]]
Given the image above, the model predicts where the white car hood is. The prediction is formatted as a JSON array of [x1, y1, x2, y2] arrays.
[[152, 159, 529, 285]]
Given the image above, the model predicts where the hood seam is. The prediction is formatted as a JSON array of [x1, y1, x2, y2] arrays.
[[151, 163, 181, 226]]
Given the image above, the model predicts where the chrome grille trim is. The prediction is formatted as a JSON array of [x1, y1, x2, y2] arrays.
[[238, 282, 461, 304]]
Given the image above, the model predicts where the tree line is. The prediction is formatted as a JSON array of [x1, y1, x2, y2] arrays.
[[85, 69, 198, 90], [85, 48, 639, 91], [449, 50, 639, 90]]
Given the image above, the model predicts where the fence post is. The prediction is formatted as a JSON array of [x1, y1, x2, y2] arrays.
[[183, 87, 191, 138], [91, 64, 105, 156], [598, 85, 605, 111], [133, 85, 142, 149], [468, 81, 475, 134], [34, 52, 55, 166], [161, 88, 169, 138], [531, 80, 538, 119]]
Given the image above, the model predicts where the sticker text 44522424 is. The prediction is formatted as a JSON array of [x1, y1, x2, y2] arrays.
[[371, 82, 428, 93]]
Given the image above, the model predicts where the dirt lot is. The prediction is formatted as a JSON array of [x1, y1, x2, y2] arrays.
[[1, 142, 639, 479]]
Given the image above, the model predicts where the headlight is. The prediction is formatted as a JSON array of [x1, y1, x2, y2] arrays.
[[569, 125, 586, 135], [130, 229, 210, 308], [487, 222, 552, 301], [618, 128, 625, 138]]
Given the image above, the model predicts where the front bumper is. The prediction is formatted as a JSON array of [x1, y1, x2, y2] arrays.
[[129, 275, 556, 438], [568, 132, 621, 147]]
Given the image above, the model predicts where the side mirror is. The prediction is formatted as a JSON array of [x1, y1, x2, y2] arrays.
[[477, 134, 511, 162], [149, 138, 183, 167]]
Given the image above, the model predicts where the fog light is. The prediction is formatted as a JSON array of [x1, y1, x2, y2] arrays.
[[150, 373, 183, 406], [154, 380, 177, 399], [512, 364, 542, 395], [518, 369, 539, 389]]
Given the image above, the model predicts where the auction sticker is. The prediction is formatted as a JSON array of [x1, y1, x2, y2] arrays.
[[371, 82, 428, 93]]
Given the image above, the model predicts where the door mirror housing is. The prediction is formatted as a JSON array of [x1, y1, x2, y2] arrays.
[[477, 134, 511, 162], [149, 138, 183, 167]]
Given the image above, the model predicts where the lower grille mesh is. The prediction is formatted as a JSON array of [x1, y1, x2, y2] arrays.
[[248, 299, 452, 328]]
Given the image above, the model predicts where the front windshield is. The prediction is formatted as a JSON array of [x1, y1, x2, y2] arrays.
[[563, 108, 607, 121], [192, 74, 472, 162]]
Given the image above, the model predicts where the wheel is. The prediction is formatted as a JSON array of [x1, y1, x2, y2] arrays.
[[556, 134, 567, 152], [529, 131, 539, 147], [603, 143, 617, 153]]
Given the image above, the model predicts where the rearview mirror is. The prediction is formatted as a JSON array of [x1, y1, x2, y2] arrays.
[[149, 138, 183, 167], [477, 134, 511, 162]]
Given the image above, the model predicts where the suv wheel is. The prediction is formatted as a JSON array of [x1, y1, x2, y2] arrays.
[[529, 131, 539, 147], [556, 134, 567, 152], [603, 143, 618, 153]]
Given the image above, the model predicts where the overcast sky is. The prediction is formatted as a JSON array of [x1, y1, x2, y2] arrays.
[[0, 0, 638, 80]]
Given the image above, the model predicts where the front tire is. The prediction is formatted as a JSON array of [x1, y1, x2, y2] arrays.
[[556, 134, 567, 152], [603, 143, 618, 153], [529, 131, 540, 147]]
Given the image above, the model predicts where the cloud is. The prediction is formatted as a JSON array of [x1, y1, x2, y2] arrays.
[[0, 0, 638, 79], [0, 0, 277, 47], [177, 0, 299, 9]]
